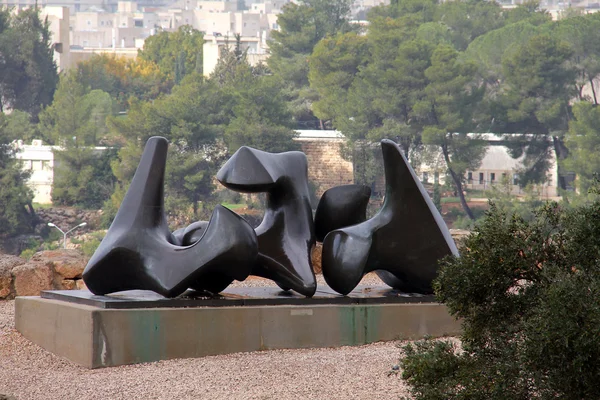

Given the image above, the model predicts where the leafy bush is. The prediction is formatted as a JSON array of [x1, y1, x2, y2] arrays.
[[401, 201, 600, 400], [20, 248, 37, 260], [81, 233, 103, 258]]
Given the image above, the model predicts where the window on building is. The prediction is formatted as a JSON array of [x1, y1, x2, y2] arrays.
[[101, 20, 104, 26], [491, 172, 496, 182], [467, 172, 472, 183], [479, 172, 484, 184], [134, 19, 143, 27], [32, 160, 43, 171], [513, 173, 519, 185]]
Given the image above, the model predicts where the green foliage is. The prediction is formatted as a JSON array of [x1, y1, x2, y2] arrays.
[[52, 147, 117, 209], [216, 57, 299, 153], [402, 201, 600, 399], [309, 32, 369, 122], [138, 25, 204, 80], [40, 71, 113, 146], [19, 248, 37, 260], [108, 55, 297, 221], [485, 178, 545, 222], [39, 71, 117, 208], [0, 8, 58, 119], [551, 13, 600, 104], [77, 54, 171, 111], [1, 110, 38, 142], [81, 231, 104, 258], [0, 113, 35, 237], [268, 0, 355, 125], [564, 101, 600, 194], [18, 237, 40, 259], [432, 182, 441, 212]]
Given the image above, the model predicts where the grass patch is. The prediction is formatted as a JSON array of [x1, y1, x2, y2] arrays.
[[221, 203, 247, 211], [32, 202, 53, 210]]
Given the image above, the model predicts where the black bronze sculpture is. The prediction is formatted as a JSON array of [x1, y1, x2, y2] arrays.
[[82, 136, 258, 297], [172, 221, 209, 246], [314, 184, 371, 242], [217, 146, 317, 297], [321, 139, 458, 296]]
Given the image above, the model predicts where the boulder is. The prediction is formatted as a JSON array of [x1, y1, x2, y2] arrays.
[[0, 255, 26, 299], [76, 279, 87, 290], [12, 262, 53, 296], [61, 279, 76, 290], [31, 249, 87, 279], [311, 243, 322, 274]]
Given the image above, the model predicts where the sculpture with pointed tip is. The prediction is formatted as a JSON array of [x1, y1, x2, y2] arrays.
[[314, 184, 371, 242], [217, 146, 317, 297], [321, 139, 459, 296], [82, 136, 258, 298]]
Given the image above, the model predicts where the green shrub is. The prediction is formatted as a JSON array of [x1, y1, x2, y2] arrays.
[[81, 231, 105, 258], [401, 201, 600, 400], [20, 248, 37, 260], [19, 237, 40, 259]]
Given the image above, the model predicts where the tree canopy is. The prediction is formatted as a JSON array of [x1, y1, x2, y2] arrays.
[[138, 25, 204, 82], [0, 8, 58, 119], [0, 113, 35, 237]]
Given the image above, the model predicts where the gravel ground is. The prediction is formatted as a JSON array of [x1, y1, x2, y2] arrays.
[[0, 274, 413, 400]]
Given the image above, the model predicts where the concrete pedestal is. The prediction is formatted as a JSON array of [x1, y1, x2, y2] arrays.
[[15, 287, 461, 369]]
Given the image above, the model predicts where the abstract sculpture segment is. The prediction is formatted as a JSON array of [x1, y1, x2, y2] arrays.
[[82, 136, 258, 298], [321, 139, 458, 295], [314, 184, 371, 242], [217, 146, 317, 297]]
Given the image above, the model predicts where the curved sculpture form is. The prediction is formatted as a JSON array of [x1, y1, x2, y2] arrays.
[[321, 139, 458, 295], [172, 221, 209, 246], [314, 184, 371, 242], [83, 136, 258, 298], [217, 146, 317, 297]]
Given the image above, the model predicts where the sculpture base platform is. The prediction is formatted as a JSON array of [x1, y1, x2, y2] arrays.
[[15, 285, 461, 369]]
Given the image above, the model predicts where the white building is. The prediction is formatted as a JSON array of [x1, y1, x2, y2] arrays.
[[13, 140, 110, 204], [417, 134, 560, 198], [13, 140, 56, 204]]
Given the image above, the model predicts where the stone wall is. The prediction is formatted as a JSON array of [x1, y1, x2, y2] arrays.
[[0, 250, 87, 299], [297, 137, 354, 196], [36, 207, 103, 232]]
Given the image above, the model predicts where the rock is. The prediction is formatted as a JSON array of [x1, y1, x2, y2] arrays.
[[61, 279, 76, 290], [311, 243, 322, 274], [31, 249, 86, 279], [76, 279, 87, 290], [0, 255, 25, 299], [12, 262, 53, 296]]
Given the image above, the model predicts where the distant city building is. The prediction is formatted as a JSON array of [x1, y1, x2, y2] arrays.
[[13, 140, 108, 204], [2, 0, 400, 73], [13, 140, 55, 204]]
